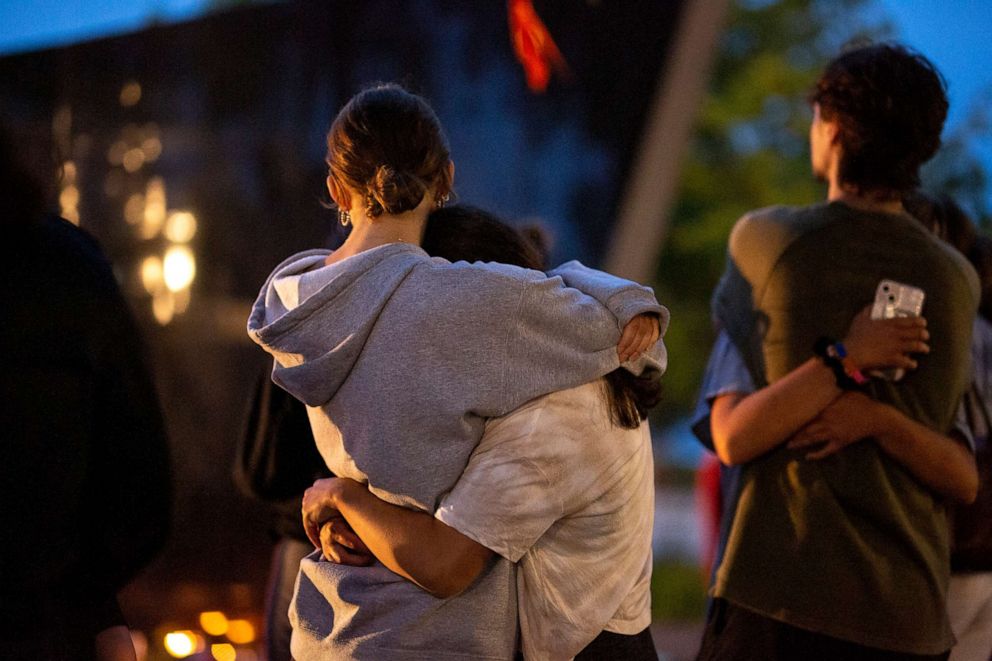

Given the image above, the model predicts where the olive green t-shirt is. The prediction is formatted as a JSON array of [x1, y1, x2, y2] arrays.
[[712, 202, 979, 654]]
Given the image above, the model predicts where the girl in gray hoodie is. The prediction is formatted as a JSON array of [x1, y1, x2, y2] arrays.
[[247, 83, 667, 660]]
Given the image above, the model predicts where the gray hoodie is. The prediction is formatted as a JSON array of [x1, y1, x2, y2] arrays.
[[248, 242, 668, 660]]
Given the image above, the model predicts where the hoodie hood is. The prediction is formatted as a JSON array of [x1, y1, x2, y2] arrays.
[[247, 242, 428, 407]]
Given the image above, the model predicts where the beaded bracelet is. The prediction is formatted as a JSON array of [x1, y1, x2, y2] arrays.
[[813, 337, 869, 390]]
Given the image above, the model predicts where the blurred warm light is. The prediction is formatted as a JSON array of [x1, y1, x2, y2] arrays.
[[60, 185, 80, 210], [173, 287, 191, 314], [152, 290, 175, 325], [125, 193, 145, 224], [108, 140, 127, 166], [211, 643, 237, 661], [165, 211, 198, 243], [142, 136, 163, 161], [60, 184, 80, 225], [199, 611, 228, 637], [225, 619, 255, 644], [122, 147, 146, 173], [141, 256, 164, 294], [141, 177, 167, 239], [146, 177, 166, 203], [163, 631, 197, 658], [120, 81, 142, 107], [62, 160, 77, 184], [164, 245, 196, 292]]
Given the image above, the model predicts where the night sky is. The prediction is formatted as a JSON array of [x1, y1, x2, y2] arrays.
[[1, 0, 989, 206]]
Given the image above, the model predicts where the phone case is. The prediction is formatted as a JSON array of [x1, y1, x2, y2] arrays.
[[869, 279, 925, 381]]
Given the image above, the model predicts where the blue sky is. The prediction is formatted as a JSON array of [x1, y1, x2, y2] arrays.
[[0, 0, 209, 55], [875, 0, 992, 207], [876, 0, 991, 128], [0, 0, 988, 204]]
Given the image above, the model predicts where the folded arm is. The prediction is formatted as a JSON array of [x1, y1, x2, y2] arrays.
[[302, 477, 493, 598], [711, 358, 842, 465], [548, 261, 667, 364], [711, 307, 930, 465], [788, 392, 979, 504]]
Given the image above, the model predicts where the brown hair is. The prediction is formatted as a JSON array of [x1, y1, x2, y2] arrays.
[[810, 43, 947, 197], [327, 83, 452, 218], [422, 205, 662, 429]]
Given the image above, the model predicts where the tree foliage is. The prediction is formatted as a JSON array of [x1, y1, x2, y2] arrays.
[[653, 0, 989, 422], [653, 0, 882, 420]]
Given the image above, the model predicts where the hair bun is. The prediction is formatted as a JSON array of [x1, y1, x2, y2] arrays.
[[367, 164, 427, 217]]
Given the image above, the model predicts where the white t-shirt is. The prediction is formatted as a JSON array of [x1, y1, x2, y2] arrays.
[[435, 379, 654, 661]]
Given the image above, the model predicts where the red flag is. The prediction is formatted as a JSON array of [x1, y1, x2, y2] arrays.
[[508, 0, 569, 93]]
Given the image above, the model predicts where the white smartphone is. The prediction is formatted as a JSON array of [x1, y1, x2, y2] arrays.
[[869, 279, 925, 381]]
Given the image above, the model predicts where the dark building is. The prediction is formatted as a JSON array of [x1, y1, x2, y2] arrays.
[[0, 0, 696, 653]]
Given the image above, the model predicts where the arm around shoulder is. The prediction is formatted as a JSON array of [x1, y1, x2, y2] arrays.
[[548, 260, 668, 329]]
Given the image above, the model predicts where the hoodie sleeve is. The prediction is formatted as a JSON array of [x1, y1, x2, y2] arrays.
[[478, 269, 667, 417], [548, 260, 668, 329]]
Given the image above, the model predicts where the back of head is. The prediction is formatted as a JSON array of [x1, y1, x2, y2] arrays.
[[422, 205, 546, 269], [423, 204, 660, 429], [810, 43, 948, 197], [327, 83, 451, 218], [904, 191, 977, 256], [906, 191, 992, 322]]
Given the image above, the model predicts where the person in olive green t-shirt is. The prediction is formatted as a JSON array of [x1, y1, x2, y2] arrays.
[[696, 44, 979, 661]]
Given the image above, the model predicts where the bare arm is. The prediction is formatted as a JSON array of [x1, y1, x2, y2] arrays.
[[788, 392, 979, 504], [711, 308, 930, 465], [711, 358, 843, 465], [302, 477, 493, 598]]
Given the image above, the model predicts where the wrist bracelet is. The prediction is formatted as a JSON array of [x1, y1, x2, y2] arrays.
[[813, 337, 867, 390]]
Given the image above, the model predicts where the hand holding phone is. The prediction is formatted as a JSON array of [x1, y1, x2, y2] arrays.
[[869, 279, 926, 381]]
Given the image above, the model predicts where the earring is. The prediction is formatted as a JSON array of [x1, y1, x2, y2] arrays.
[[339, 209, 351, 226], [435, 193, 450, 209]]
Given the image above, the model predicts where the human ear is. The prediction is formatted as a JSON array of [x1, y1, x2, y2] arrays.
[[824, 118, 840, 146], [327, 175, 351, 210]]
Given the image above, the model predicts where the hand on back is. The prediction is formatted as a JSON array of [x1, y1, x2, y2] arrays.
[[788, 391, 880, 459], [319, 516, 374, 566], [301, 477, 375, 566]]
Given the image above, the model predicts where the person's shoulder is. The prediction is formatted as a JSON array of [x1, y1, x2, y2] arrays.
[[422, 257, 542, 284], [413, 258, 544, 311], [489, 380, 605, 436], [935, 236, 980, 303], [542, 379, 643, 448], [36, 215, 119, 294], [905, 225, 981, 305], [727, 204, 817, 284], [728, 204, 811, 256]]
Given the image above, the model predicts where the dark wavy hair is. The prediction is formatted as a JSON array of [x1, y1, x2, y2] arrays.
[[905, 191, 992, 322], [810, 43, 948, 197], [326, 83, 452, 218], [423, 205, 662, 429]]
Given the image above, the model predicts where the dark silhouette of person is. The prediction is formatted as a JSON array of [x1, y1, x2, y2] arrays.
[[0, 116, 171, 660]]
